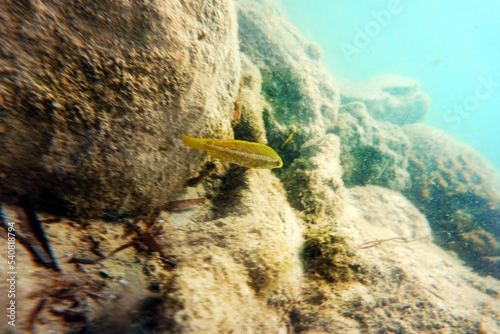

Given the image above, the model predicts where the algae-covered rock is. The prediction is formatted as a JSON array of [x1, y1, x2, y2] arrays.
[[0, 168, 304, 333], [331, 102, 500, 278], [331, 102, 412, 191], [340, 74, 430, 125], [0, 0, 240, 217], [404, 124, 500, 277], [233, 53, 268, 143], [2, 0, 499, 333], [280, 134, 346, 222], [292, 185, 500, 333], [136, 169, 304, 332], [237, 0, 340, 165]]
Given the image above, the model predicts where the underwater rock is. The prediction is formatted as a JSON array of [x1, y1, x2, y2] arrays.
[[349, 185, 432, 239], [279, 134, 346, 223], [2, 0, 499, 333], [232, 53, 268, 143], [131, 169, 304, 332], [5, 178, 498, 333], [332, 102, 500, 277], [236, 0, 340, 162], [0, 0, 240, 217], [0, 168, 304, 333], [293, 185, 500, 333], [340, 74, 430, 125], [0, 203, 174, 333], [331, 102, 412, 191], [403, 124, 500, 278]]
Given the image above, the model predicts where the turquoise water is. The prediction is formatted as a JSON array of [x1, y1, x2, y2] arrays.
[[282, 0, 500, 170]]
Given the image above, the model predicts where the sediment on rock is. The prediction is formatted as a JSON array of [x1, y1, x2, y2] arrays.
[[0, 0, 240, 218]]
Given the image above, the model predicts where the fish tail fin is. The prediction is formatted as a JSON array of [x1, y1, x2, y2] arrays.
[[182, 134, 203, 150]]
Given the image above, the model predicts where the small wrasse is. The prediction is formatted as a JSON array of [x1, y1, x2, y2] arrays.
[[182, 134, 283, 169]]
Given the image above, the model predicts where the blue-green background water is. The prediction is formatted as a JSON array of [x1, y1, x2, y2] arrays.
[[282, 0, 500, 171]]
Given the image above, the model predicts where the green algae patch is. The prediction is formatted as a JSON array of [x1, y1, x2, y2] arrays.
[[300, 229, 366, 284]]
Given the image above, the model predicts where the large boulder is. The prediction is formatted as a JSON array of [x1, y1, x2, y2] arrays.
[[331, 102, 412, 191], [293, 185, 500, 333], [280, 134, 346, 223], [155, 170, 304, 332], [404, 124, 500, 277], [331, 102, 500, 278], [0, 0, 240, 217]]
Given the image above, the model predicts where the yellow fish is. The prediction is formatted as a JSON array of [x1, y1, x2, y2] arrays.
[[183, 134, 283, 169]]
